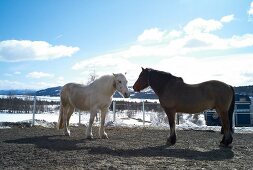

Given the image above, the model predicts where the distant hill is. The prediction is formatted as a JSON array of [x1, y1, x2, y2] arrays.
[[36, 86, 61, 96], [0, 85, 252, 98], [0, 89, 36, 95]]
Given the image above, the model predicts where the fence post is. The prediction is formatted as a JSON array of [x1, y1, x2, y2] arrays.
[[113, 101, 116, 122], [233, 105, 237, 130], [32, 95, 36, 126], [79, 111, 81, 125], [176, 113, 180, 125], [142, 101, 145, 126]]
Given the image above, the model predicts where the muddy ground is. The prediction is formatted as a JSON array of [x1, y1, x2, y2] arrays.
[[0, 125, 253, 170]]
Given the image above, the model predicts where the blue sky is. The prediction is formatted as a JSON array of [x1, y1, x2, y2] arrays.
[[1, 0, 253, 90]]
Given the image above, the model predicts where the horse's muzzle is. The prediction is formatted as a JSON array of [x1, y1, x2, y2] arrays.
[[133, 84, 140, 92]]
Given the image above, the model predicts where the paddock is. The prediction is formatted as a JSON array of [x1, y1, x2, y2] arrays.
[[0, 126, 252, 169]]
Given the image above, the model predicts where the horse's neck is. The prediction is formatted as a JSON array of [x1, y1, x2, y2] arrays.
[[149, 71, 168, 96], [95, 76, 116, 97]]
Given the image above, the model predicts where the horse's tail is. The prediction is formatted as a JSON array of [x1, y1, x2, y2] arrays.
[[57, 102, 64, 129], [228, 86, 235, 133]]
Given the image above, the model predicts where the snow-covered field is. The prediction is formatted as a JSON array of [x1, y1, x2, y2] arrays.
[[1, 111, 253, 133]]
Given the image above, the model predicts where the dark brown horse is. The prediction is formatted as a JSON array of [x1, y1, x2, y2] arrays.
[[133, 68, 235, 147]]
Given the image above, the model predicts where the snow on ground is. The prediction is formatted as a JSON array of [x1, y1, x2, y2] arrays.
[[1, 111, 253, 133]]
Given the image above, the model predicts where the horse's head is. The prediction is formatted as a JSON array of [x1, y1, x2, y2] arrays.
[[133, 67, 150, 92], [113, 73, 130, 98]]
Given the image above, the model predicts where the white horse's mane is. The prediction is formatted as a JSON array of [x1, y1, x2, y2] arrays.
[[90, 75, 115, 92]]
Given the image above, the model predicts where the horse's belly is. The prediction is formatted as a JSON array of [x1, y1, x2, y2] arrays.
[[177, 103, 213, 113], [73, 102, 89, 111]]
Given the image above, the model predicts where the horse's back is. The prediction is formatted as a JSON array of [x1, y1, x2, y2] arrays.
[[199, 80, 233, 110], [187, 80, 233, 111], [161, 80, 233, 113], [61, 83, 90, 109]]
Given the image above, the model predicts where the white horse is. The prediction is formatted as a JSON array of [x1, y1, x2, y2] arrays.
[[58, 73, 130, 139]]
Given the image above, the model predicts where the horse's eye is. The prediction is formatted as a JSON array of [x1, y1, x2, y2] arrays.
[[118, 80, 122, 83]]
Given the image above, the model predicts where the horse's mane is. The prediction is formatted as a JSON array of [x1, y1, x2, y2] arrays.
[[90, 75, 115, 91], [149, 68, 183, 83], [147, 68, 183, 95]]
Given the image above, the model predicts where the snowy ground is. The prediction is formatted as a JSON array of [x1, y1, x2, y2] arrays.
[[1, 111, 253, 133]]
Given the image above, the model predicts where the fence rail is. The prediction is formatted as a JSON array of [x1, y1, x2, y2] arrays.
[[0, 95, 252, 128]]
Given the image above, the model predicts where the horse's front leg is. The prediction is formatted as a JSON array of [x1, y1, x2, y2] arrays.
[[86, 110, 97, 139], [164, 108, 177, 146], [99, 108, 109, 139]]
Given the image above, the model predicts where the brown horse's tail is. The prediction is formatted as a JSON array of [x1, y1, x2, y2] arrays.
[[228, 86, 235, 133], [57, 102, 64, 129]]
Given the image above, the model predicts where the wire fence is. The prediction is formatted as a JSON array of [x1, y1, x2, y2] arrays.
[[0, 95, 253, 128]]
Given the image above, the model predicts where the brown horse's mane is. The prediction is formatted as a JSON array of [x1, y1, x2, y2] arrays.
[[148, 68, 183, 95], [149, 68, 183, 83]]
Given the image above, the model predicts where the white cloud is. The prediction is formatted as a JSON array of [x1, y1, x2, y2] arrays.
[[26, 72, 54, 79], [72, 55, 139, 84], [229, 34, 253, 48], [220, 14, 234, 23], [248, 2, 253, 15], [71, 16, 253, 86], [248, 2, 253, 21], [168, 30, 182, 38], [155, 54, 253, 86], [0, 79, 63, 90], [0, 40, 79, 62], [183, 18, 222, 34], [56, 76, 66, 86], [0, 80, 26, 90], [137, 28, 165, 42]]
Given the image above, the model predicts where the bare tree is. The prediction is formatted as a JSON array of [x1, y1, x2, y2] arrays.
[[86, 69, 98, 85]]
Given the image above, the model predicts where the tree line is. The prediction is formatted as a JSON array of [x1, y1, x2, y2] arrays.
[[0, 96, 59, 114]]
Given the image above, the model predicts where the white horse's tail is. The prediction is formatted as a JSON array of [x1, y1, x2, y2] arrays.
[[57, 102, 64, 129]]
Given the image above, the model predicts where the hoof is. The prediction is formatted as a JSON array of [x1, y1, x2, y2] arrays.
[[64, 131, 70, 136], [101, 134, 109, 139], [219, 139, 233, 148], [166, 136, 176, 146], [86, 135, 93, 140], [220, 135, 233, 148], [166, 141, 175, 146], [219, 142, 233, 148]]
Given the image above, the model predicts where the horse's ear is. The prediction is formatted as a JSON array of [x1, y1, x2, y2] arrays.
[[141, 67, 144, 71], [113, 73, 116, 77], [125, 72, 127, 75]]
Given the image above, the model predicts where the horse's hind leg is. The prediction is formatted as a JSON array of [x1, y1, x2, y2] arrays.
[[86, 109, 97, 139], [67, 107, 74, 126], [99, 108, 109, 139], [62, 106, 69, 136], [164, 108, 177, 146], [63, 106, 73, 136], [65, 106, 74, 136], [217, 110, 233, 147]]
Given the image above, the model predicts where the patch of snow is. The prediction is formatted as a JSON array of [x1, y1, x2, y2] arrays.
[[0, 111, 253, 133]]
